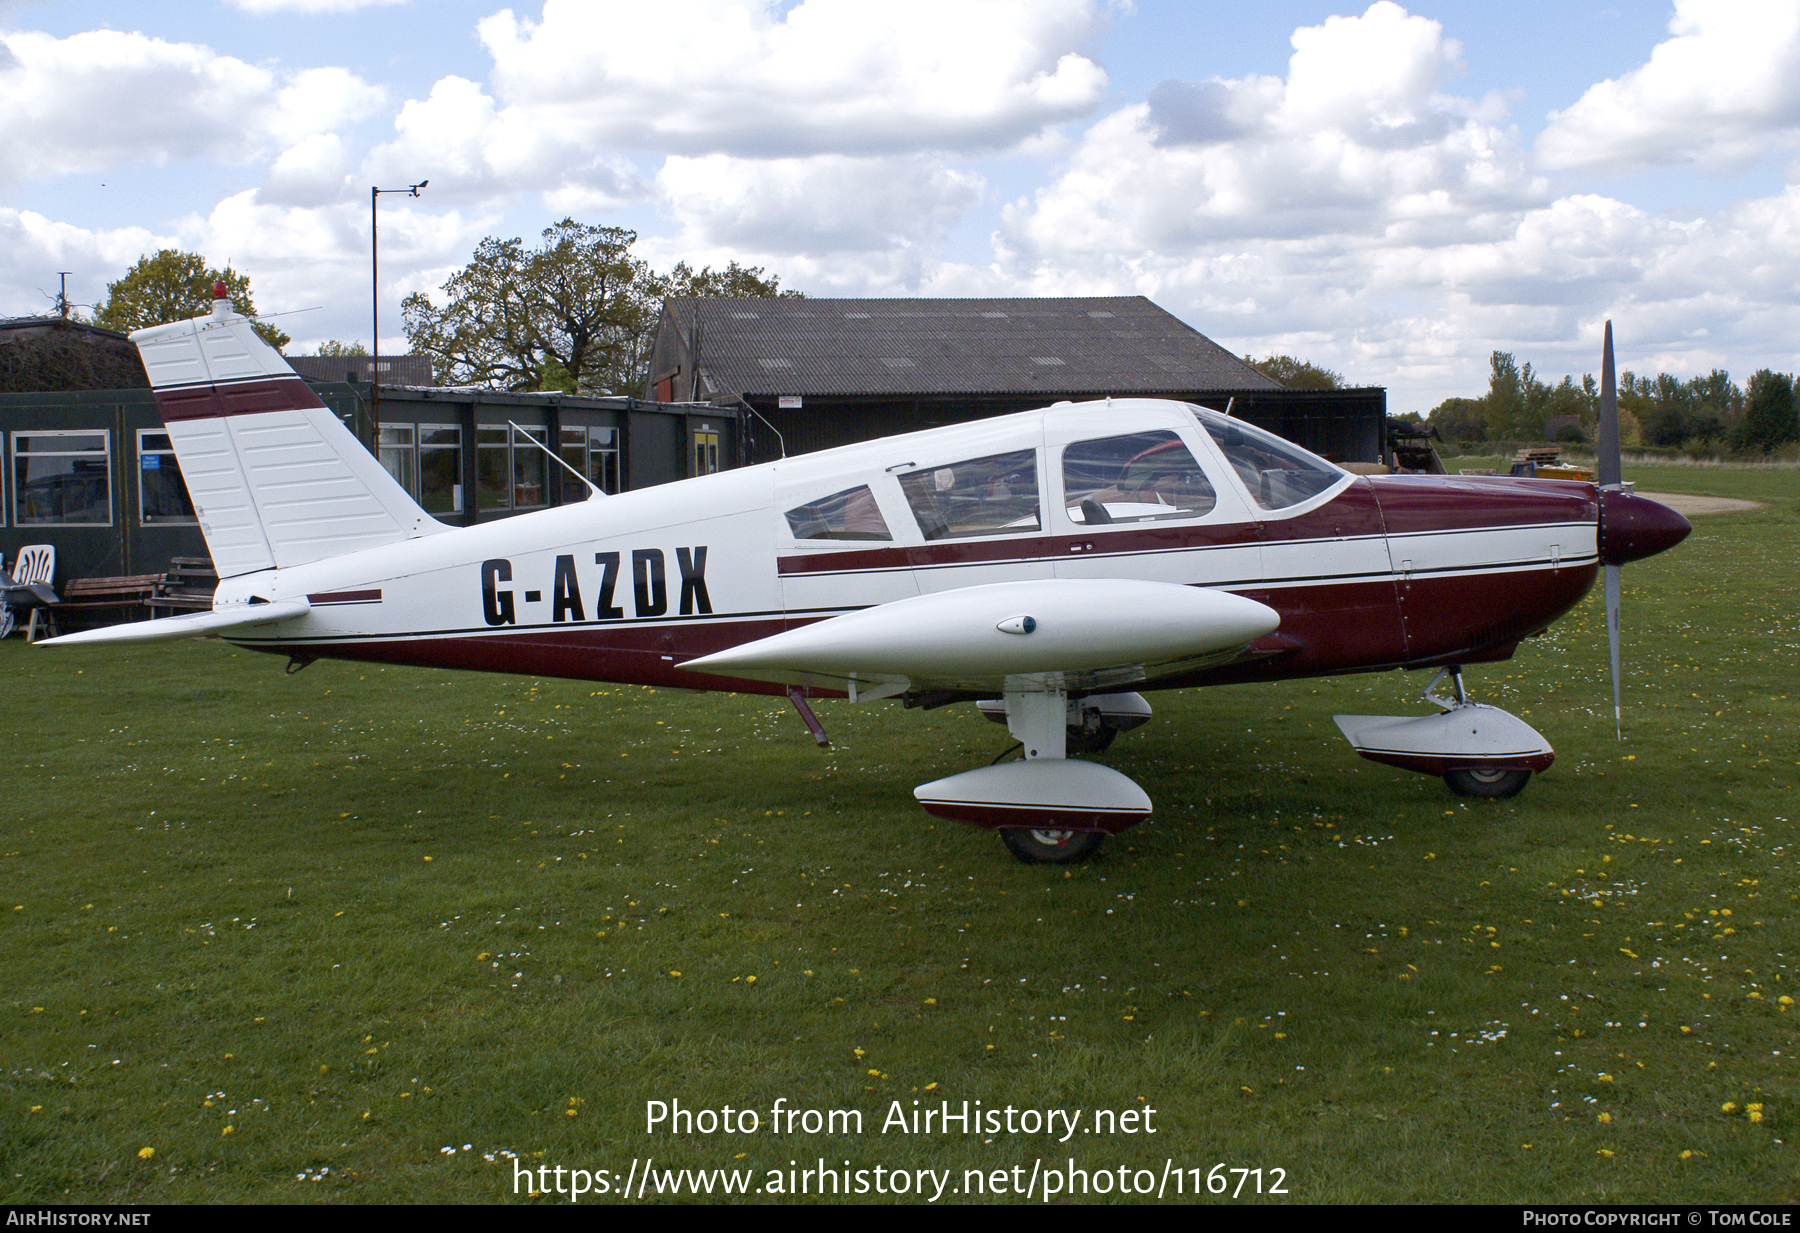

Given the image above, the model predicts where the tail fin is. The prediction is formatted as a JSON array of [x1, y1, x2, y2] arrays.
[[133, 294, 446, 579]]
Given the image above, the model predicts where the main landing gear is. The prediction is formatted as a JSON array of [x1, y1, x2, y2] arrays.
[[999, 827, 1106, 865], [1333, 667, 1556, 798], [919, 685, 1155, 865]]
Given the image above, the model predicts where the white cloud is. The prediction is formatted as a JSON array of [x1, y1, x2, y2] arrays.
[[0, 209, 173, 318], [363, 0, 1107, 203], [993, 2, 1800, 408], [1537, 0, 1800, 174], [178, 191, 497, 349], [0, 29, 385, 189], [642, 153, 986, 293], [659, 154, 983, 254]]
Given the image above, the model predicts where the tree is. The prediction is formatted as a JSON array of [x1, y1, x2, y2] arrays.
[[664, 259, 795, 301], [402, 220, 657, 394], [94, 249, 290, 350], [1739, 369, 1797, 452], [1244, 354, 1343, 390], [1428, 396, 1486, 442], [315, 339, 369, 357], [403, 225, 800, 395]]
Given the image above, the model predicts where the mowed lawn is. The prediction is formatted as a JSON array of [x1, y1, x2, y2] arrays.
[[1, 463, 1793, 1204]]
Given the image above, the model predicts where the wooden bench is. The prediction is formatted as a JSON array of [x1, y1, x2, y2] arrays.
[[146, 556, 219, 614], [44, 574, 167, 637]]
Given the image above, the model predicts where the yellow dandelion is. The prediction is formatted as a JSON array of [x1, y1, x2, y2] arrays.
[[1680, 1150, 1692, 1160], [137, 1147, 154, 1160], [222, 1125, 234, 1136], [1749, 1110, 1763, 1124], [1721, 1102, 1737, 1113], [1597, 1112, 1612, 1124]]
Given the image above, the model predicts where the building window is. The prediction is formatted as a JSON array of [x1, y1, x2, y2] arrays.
[[477, 424, 548, 512], [512, 425, 547, 509], [692, 429, 720, 476], [137, 430, 197, 524], [558, 425, 620, 501], [588, 426, 619, 495], [379, 425, 417, 499], [12, 430, 111, 526], [418, 425, 463, 515]]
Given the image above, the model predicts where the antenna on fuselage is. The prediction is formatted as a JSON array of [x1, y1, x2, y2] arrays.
[[509, 419, 603, 499], [1223, 397, 1235, 418], [737, 395, 787, 460]]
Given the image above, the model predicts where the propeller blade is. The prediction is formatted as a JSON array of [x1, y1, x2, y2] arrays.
[[1598, 322, 1623, 738], [1605, 562, 1622, 740], [1597, 320, 1621, 490]]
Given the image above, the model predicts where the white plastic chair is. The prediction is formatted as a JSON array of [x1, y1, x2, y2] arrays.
[[13, 544, 56, 641]]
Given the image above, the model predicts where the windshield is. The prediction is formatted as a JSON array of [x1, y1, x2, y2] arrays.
[[1188, 404, 1345, 511]]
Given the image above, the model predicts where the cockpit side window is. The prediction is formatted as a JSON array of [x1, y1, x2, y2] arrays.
[[1062, 431, 1216, 525], [897, 449, 1040, 540], [1193, 409, 1344, 511], [784, 485, 892, 541]]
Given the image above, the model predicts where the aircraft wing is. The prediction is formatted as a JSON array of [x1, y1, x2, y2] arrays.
[[681, 579, 1278, 695], [36, 600, 311, 647]]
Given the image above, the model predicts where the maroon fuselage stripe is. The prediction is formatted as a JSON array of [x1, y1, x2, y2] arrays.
[[155, 376, 326, 422], [915, 798, 1150, 834]]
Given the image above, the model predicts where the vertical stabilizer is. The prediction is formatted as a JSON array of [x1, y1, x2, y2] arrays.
[[133, 292, 446, 579]]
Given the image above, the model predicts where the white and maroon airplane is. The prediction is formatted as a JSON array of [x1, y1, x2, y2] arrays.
[[45, 289, 1691, 863]]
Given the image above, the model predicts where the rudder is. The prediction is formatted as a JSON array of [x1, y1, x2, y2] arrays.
[[134, 290, 446, 579]]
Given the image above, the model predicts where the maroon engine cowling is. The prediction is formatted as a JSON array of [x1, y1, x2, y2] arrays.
[[1599, 490, 1692, 566]]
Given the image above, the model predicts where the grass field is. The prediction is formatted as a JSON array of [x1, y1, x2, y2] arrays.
[[2, 462, 1794, 1204]]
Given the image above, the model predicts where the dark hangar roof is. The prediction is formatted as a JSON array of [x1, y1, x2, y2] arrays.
[[666, 296, 1280, 398]]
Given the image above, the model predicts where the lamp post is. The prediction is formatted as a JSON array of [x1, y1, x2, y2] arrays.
[[371, 179, 427, 440]]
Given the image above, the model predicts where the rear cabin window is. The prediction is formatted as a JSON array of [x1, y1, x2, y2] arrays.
[[898, 450, 1041, 540], [1062, 431, 1215, 524], [785, 485, 892, 541]]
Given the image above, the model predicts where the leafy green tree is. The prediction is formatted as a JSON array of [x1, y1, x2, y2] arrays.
[[403, 220, 652, 393], [1428, 396, 1486, 442], [665, 260, 796, 301], [315, 340, 369, 357], [403, 224, 799, 395], [1244, 354, 1343, 390], [94, 249, 290, 350], [1739, 369, 1797, 452]]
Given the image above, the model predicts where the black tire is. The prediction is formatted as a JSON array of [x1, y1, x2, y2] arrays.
[[1065, 724, 1118, 754], [1444, 767, 1532, 799], [1000, 827, 1105, 865]]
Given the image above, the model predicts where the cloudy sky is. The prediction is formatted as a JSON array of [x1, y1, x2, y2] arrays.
[[3, 0, 1798, 411]]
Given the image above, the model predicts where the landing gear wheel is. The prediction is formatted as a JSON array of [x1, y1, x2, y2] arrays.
[[1444, 767, 1532, 799], [1065, 724, 1117, 754], [1000, 827, 1105, 865]]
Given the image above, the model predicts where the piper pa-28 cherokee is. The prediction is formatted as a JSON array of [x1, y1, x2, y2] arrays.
[[45, 288, 1691, 863]]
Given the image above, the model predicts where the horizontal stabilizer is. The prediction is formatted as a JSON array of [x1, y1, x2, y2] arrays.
[[37, 600, 310, 647]]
